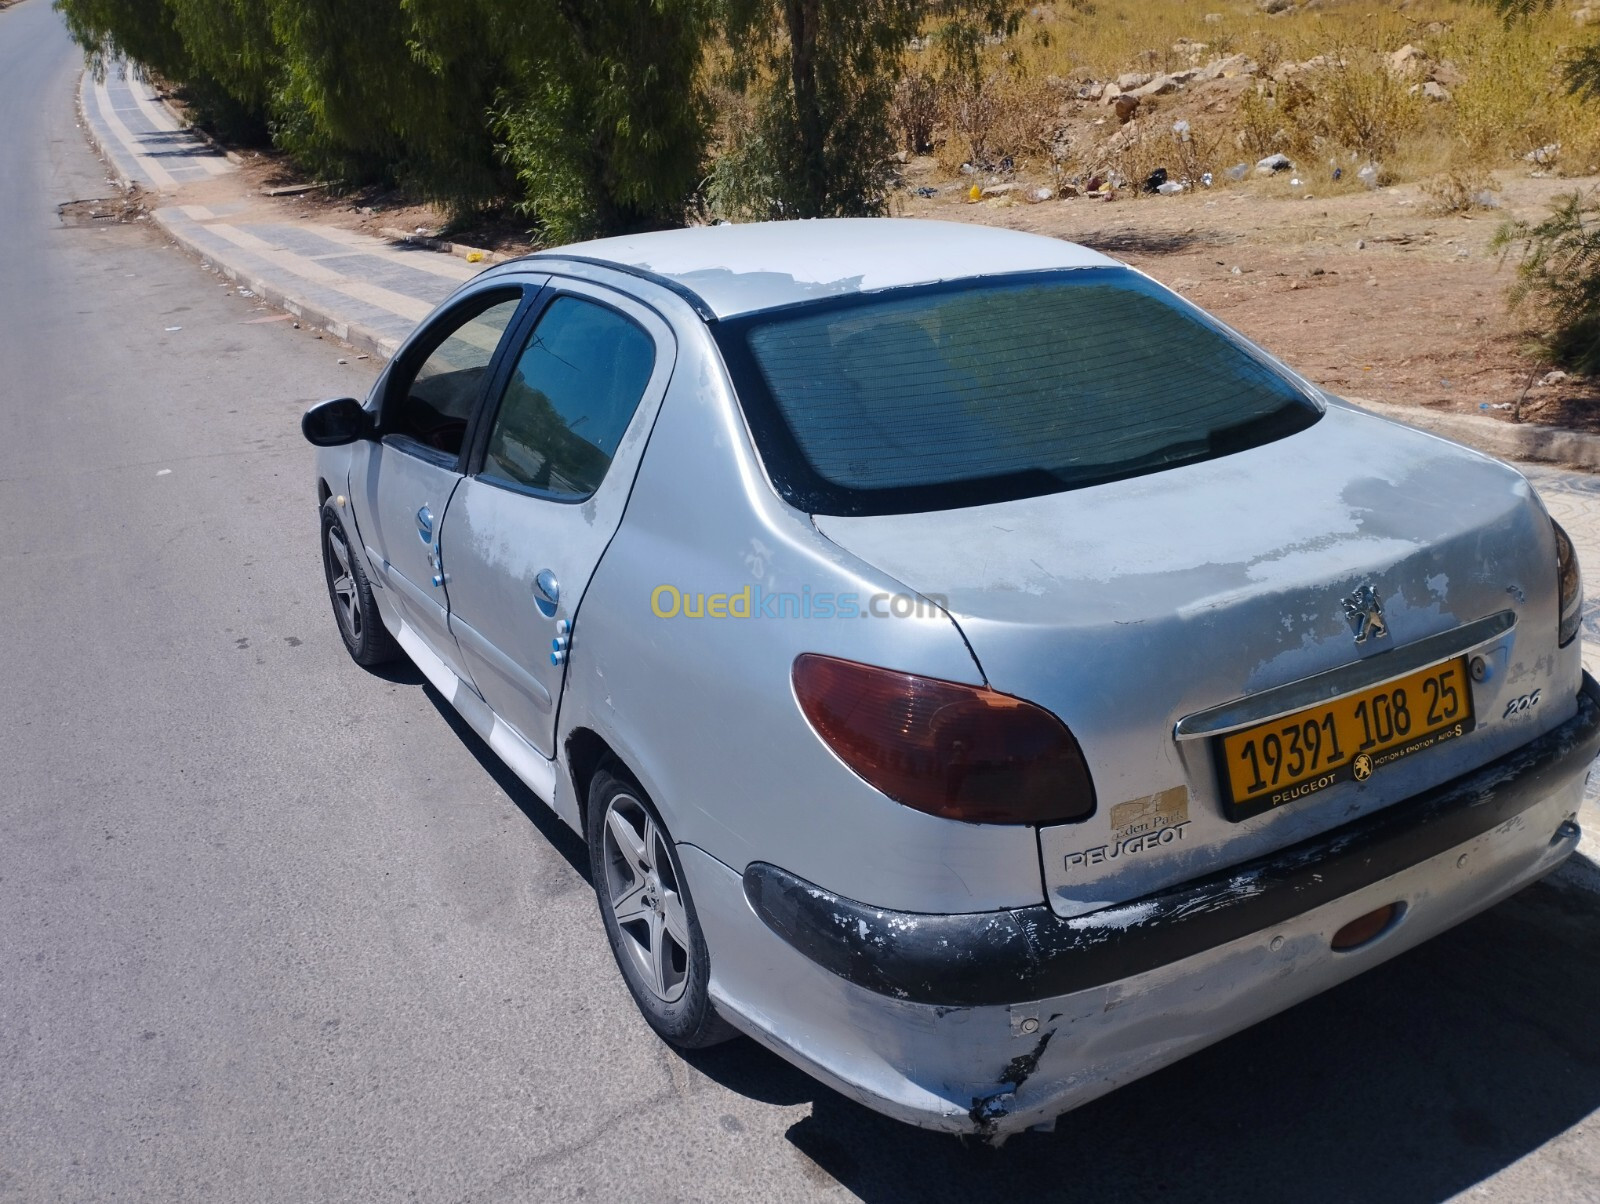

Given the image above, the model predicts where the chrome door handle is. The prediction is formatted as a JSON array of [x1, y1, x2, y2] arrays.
[[416, 505, 433, 544], [534, 569, 559, 619]]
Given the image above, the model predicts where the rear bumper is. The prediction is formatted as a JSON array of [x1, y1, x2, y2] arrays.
[[686, 674, 1600, 1139], [745, 672, 1600, 1007]]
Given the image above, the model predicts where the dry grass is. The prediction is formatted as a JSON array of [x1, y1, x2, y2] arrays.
[[902, 0, 1600, 191]]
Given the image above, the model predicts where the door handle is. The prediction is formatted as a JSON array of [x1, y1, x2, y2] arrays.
[[534, 569, 559, 619], [416, 505, 433, 544]]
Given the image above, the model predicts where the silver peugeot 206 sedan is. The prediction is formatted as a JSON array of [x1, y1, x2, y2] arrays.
[[302, 218, 1600, 1140]]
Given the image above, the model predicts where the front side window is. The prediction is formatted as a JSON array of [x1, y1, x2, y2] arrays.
[[386, 292, 523, 458], [714, 268, 1322, 516], [479, 296, 656, 500]]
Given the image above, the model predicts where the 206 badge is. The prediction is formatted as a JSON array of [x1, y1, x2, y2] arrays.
[[1343, 583, 1389, 645]]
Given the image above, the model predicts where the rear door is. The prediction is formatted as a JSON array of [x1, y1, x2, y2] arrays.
[[437, 282, 675, 757], [352, 285, 532, 681]]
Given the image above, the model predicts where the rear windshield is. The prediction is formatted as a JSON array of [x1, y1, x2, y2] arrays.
[[713, 268, 1321, 516]]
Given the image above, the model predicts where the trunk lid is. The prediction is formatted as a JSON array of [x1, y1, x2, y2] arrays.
[[813, 402, 1576, 917]]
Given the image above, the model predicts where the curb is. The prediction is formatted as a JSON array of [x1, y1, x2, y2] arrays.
[[1351, 396, 1600, 475], [77, 70, 403, 362]]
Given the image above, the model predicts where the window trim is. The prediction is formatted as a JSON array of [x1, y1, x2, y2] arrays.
[[464, 288, 661, 506], [377, 284, 533, 470], [710, 267, 1325, 517]]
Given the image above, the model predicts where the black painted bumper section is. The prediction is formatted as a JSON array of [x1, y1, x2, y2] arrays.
[[745, 673, 1600, 1008]]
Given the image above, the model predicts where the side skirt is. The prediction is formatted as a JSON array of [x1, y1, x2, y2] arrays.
[[392, 619, 569, 823]]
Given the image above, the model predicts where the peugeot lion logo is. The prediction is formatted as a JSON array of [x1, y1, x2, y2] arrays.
[[1342, 584, 1389, 645]]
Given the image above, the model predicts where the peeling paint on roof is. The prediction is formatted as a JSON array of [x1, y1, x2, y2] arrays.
[[536, 218, 1116, 317]]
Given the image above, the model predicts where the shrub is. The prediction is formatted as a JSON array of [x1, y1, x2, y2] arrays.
[[893, 70, 940, 154], [1492, 190, 1600, 375], [1421, 164, 1499, 214]]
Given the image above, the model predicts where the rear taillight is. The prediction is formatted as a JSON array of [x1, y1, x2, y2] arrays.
[[1554, 519, 1582, 647], [791, 654, 1096, 825]]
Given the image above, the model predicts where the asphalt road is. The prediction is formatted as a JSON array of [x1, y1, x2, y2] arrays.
[[4, 3, 1600, 1201]]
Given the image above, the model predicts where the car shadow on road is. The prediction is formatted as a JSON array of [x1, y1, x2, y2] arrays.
[[417, 682, 591, 884], [690, 880, 1600, 1203]]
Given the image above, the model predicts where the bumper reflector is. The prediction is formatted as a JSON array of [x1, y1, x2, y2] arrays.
[[1331, 902, 1403, 951]]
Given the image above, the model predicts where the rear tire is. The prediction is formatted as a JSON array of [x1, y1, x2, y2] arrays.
[[586, 766, 736, 1049], [320, 500, 400, 667]]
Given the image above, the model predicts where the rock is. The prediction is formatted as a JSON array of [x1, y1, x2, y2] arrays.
[[1420, 80, 1452, 102], [1132, 73, 1181, 97], [980, 182, 1018, 197], [1258, 0, 1295, 12], [1114, 94, 1141, 122], [1078, 81, 1105, 100], [1196, 52, 1257, 82], [1100, 82, 1122, 104], [1542, 370, 1570, 386], [1575, 5, 1597, 24], [1203, 11, 1224, 21], [1388, 44, 1427, 77], [1429, 59, 1465, 89], [1256, 152, 1293, 174], [1116, 72, 1153, 91]]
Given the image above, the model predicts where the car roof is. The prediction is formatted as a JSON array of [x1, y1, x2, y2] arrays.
[[527, 218, 1119, 319]]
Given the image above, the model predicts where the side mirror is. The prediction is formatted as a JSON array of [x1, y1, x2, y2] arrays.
[[301, 397, 372, 446]]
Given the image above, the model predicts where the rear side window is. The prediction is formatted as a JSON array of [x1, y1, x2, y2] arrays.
[[387, 292, 523, 457], [714, 268, 1321, 515], [479, 296, 656, 500]]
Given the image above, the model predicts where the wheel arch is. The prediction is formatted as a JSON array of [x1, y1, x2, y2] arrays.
[[564, 726, 616, 836]]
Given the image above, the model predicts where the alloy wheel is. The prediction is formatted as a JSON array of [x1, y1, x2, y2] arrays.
[[325, 525, 362, 643], [600, 792, 690, 1004]]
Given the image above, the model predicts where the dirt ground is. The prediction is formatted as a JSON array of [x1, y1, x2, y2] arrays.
[[182, 138, 1598, 433]]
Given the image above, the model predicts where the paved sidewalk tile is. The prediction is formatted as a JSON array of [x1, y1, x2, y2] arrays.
[[79, 66, 484, 358]]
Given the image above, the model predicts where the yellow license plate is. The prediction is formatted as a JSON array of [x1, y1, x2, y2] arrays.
[[1217, 657, 1475, 821]]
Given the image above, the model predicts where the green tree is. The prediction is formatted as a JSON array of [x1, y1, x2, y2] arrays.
[[56, 0, 268, 137], [486, 0, 714, 242], [710, 0, 1022, 220], [266, 0, 510, 209]]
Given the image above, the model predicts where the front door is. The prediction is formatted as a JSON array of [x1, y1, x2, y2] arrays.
[[355, 287, 527, 682], [438, 284, 676, 757]]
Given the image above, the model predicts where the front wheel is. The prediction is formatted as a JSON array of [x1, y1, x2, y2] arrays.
[[320, 500, 400, 667], [586, 767, 735, 1049]]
